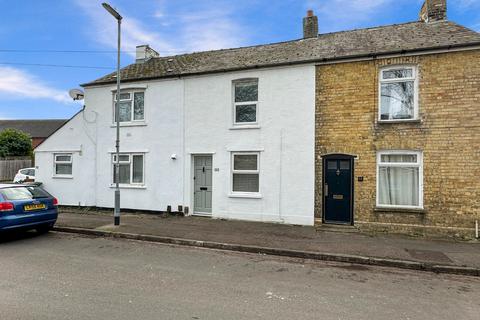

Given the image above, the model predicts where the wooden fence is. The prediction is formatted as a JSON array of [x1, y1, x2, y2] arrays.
[[0, 157, 32, 182]]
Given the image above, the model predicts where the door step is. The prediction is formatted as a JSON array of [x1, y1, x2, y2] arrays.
[[315, 223, 359, 234]]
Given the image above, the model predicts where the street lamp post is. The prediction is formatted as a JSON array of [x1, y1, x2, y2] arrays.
[[102, 2, 122, 226]]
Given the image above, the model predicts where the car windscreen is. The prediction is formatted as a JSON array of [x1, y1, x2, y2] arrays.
[[0, 187, 50, 201]]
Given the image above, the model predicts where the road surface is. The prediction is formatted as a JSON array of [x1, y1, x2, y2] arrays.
[[1, 231, 479, 320]]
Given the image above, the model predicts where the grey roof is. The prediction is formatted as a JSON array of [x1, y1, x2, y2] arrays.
[[0, 119, 68, 138], [83, 20, 480, 87]]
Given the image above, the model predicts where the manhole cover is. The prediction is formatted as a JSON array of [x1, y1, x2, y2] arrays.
[[405, 249, 452, 263]]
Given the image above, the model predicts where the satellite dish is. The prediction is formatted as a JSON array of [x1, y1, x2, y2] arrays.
[[69, 88, 85, 101]]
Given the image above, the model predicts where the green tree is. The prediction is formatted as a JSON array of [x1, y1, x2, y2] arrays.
[[0, 129, 32, 157]]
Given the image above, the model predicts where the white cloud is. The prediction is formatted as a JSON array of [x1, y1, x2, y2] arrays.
[[74, 0, 247, 57], [0, 66, 72, 103], [73, 0, 177, 57], [457, 0, 479, 8]]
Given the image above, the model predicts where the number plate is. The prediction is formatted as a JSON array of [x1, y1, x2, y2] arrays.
[[24, 203, 46, 211]]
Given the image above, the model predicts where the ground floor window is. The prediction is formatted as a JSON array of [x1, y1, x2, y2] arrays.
[[231, 152, 259, 193], [54, 153, 73, 176], [112, 153, 144, 185], [377, 151, 423, 209]]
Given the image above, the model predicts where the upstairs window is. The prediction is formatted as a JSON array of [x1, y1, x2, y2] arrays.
[[54, 153, 73, 177], [379, 66, 418, 121], [114, 91, 145, 123], [233, 79, 258, 125], [377, 151, 423, 209], [112, 154, 144, 185]]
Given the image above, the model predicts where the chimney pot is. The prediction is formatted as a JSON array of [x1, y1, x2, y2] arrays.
[[303, 10, 318, 39]]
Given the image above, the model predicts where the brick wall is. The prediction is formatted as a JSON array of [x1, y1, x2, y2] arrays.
[[315, 50, 480, 236]]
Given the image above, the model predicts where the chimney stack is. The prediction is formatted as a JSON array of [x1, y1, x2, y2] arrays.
[[136, 45, 160, 63], [419, 0, 447, 23], [303, 10, 318, 39]]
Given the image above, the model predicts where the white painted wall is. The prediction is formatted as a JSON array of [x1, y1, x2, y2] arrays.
[[35, 111, 97, 206], [35, 64, 315, 225], [183, 66, 315, 225]]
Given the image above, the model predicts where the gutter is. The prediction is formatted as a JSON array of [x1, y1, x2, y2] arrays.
[[81, 42, 480, 88]]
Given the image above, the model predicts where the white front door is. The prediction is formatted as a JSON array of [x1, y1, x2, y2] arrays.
[[193, 155, 212, 215]]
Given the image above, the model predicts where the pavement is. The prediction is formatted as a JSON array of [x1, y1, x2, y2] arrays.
[[55, 209, 480, 276], [1, 232, 479, 320]]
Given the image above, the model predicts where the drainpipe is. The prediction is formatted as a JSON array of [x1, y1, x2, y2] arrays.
[[476, 220, 479, 239], [278, 128, 284, 223]]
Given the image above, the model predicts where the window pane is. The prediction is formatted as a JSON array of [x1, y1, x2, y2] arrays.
[[56, 155, 71, 162], [113, 163, 130, 184], [235, 82, 258, 102], [378, 167, 419, 206], [340, 160, 350, 170], [234, 155, 257, 171], [115, 93, 131, 100], [132, 155, 143, 183], [56, 164, 72, 175], [235, 104, 256, 123], [382, 69, 413, 79], [233, 174, 259, 192], [113, 155, 130, 163], [327, 161, 337, 170], [381, 154, 417, 163], [28, 169, 35, 176], [133, 92, 144, 120], [116, 101, 131, 122], [380, 81, 414, 120], [1, 187, 49, 200]]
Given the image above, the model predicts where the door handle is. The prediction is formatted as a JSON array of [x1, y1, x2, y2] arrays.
[[325, 184, 328, 197], [200, 187, 208, 191]]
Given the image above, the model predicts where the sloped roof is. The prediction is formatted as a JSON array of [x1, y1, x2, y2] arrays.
[[0, 119, 68, 138], [83, 20, 480, 87]]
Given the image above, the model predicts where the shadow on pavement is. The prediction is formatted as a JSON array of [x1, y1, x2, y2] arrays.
[[0, 229, 50, 244]]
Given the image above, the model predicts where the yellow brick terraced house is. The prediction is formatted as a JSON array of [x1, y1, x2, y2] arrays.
[[314, 0, 480, 237]]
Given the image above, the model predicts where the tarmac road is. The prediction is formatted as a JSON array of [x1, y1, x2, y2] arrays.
[[1, 231, 479, 320]]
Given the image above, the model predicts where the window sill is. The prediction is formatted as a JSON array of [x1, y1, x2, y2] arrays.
[[229, 125, 261, 130], [52, 175, 73, 179], [109, 184, 147, 190], [228, 193, 263, 199], [375, 206, 425, 214], [110, 122, 147, 128], [377, 119, 421, 124]]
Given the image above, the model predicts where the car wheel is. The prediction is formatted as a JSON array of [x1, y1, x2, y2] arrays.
[[36, 224, 53, 234]]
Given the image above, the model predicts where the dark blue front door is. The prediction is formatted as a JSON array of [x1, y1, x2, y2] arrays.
[[324, 158, 353, 224]]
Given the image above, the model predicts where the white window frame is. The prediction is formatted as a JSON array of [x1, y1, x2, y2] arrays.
[[376, 150, 423, 210], [378, 65, 419, 122], [112, 153, 145, 186], [113, 90, 145, 124], [232, 79, 259, 126], [230, 152, 261, 197], [53, 153, 73, 178]]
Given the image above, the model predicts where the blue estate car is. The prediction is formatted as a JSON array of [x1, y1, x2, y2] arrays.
[[0, 184, 58, 233]]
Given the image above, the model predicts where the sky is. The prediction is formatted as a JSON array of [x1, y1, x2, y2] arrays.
[[0, 0, 478, 120]]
